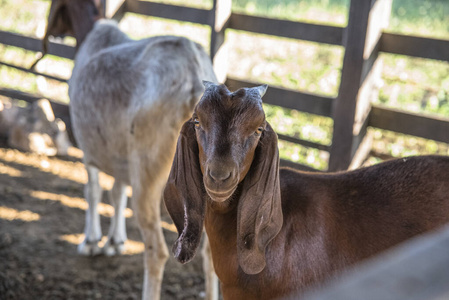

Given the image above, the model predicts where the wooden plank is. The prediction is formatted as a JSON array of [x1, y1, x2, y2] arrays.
[[106, 0, 127, 22], [301, 224, 449, 300], [0, 30, 75, 60], [126, 0, 211, 25], [328, 0, 372, 171], [0, 61, 68, 83], [369, 105, 449, 144], [380, 33, 449, 62], [124, 2, 344, 45], [277, 133, 330, 152], [348, 128, 372, 170], [364, 0, 391, 60], [226, 78, 334, 117], [230, 13, 343, 46], [210, 0, 231, 83], [354, 56, 382, 135]]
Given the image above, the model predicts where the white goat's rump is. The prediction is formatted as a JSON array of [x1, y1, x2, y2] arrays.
[[68, 19, 218, 300]]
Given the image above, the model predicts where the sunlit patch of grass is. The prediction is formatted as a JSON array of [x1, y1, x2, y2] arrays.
[[278, 140, 329, 170], [389, 0, 449, 39], [119, 13, 211, 51], [0, 44, 72, 103], [371, 128, 449, 158], [0, 206, 40, 222], [377, 53, 449, 117], [227, 30, 343, 96], [0, 0, 49, 36], [232, 0, 349, 26], [264, 104, 333, 144]]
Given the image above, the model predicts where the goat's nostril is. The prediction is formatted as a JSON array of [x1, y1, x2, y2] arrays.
[[208, 169, 232, 183]]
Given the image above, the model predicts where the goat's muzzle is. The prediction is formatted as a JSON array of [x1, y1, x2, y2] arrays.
[[204, 161, 239, 202]]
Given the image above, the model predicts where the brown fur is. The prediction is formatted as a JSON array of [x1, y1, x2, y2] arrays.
[[163, 83, 449, 299]]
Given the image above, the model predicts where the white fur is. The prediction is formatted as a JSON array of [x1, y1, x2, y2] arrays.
[[69, 20, 218, 300]]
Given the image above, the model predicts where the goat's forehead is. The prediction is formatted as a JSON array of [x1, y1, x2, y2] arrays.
[[195, 87, 265, 122]]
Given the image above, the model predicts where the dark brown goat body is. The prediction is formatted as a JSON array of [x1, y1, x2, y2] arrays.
[[206, 157, 449, 299], [163, 83, 449, 300]]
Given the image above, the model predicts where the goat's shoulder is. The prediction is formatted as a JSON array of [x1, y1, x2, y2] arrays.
[[79, 19, 130, 55], [278, 167, 326, 217], [137, 35, 206, 67]]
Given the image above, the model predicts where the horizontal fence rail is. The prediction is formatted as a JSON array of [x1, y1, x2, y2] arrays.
[[370, 105, 449, 144], [126, 0, 211, 25], [0, 30, 75, 59], [230, 13, 344, 45], [0, 61, 68, 83], [226, 78, 334, 117], [380, 32, 449, 62], [0, 0, 448, 171]]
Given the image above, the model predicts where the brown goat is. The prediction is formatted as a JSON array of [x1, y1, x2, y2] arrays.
[[163, 82, 449, 299]]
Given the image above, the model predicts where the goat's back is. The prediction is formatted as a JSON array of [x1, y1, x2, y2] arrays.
[[265, 155, 449, 296], [69, 21, 216, 183], [281, 155, 449, 247]]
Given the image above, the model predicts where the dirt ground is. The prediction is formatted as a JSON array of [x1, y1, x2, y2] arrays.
[[0, 139, 209, 300]]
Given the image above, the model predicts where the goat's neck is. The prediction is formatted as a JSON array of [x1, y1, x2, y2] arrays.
[[205, 185, 241, 214], [203, 173, 340, 297], [204, 195, 239, 287]]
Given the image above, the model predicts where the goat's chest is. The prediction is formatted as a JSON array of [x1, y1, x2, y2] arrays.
[[205, 215, 240, 283]]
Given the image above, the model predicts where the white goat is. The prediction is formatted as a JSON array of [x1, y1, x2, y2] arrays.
[[40, 0, 218, 299]]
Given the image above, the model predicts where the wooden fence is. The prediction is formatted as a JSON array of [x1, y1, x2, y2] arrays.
[[0, 0, 448, 171]]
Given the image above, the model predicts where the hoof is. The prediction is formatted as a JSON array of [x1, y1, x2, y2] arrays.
[[102, 240, 126, 256], [77, 240, 102, 256]]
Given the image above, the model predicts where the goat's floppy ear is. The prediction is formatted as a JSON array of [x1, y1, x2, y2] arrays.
[[237, 122, 283, 274], [163, 120, 205, 264]]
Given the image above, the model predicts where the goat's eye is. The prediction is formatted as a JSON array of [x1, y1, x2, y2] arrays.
[[193, 118, 200, 127], [255, 127, 263, 136]]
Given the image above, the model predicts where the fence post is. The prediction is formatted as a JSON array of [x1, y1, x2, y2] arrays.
[[105, 0, 127, 21], [328, 0, 392, 171], [209, 0, 231, 83]]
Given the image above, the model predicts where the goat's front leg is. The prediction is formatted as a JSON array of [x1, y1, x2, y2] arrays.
[[132, 174, 169, 300], [78, 165, 103, 256], [202, 234, 219, 300], [103, 180, 128, 256]]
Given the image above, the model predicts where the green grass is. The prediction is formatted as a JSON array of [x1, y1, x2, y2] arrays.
[[0, 0, 448, 170], [389, 0, 449, 39]]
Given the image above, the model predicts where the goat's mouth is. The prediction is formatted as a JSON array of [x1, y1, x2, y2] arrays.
[[205, 185, 237, 202]]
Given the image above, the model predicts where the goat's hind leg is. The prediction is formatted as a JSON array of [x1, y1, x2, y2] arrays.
[[132, 174, 169, 300], [78, 165, 103, 256], [103, 180, 128, 256]]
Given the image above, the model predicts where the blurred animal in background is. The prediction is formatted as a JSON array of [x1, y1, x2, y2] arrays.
[[0, 98, 71, 156], [39, 0, 219, 299], [164, 82, 449, 300]]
